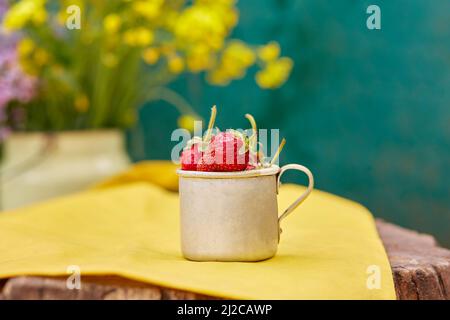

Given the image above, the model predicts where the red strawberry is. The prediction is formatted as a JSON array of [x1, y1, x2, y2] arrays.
[[197, 131, 250, 172], [179, 108, 286, 172], [180, 138, 202, 171], [196, 150, 217, 172], [181, 105, 218, 171]]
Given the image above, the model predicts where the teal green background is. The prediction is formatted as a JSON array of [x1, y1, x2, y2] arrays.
[[128, 0, 450, 246]]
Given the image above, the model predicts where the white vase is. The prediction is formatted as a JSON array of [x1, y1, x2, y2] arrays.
[[0, 130, 131, 210]]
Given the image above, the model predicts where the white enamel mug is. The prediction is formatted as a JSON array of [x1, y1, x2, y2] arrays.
[[177, 164, 314, 261]]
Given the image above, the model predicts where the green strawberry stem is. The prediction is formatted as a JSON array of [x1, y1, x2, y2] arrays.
[[245, 114, 257, 133], [245, 113, 258, 162], [203, 105, 217, 143], [270, 138, 286, 165]]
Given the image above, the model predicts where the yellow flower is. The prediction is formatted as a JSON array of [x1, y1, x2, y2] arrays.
[[207, 40, 256, 85], [17, 39, 38, 75], [195, 0, 238, 27], [208, 1, 239, 29], [222, 7, 238, 29], [133, 0, 164, 20], [18, 42, 50, 72], [74, 94, 90, 113], [136, 28, 154, 46], [222, 41, 255, 70], [143, 48, 160, 65], [177, 114, 197, 132], [103, 14, 121, 34], [174, 5, 227, 51], [123, 28, 154, 47], [32, 8, 47, 25], [17, 38, 35, 57], [186, 45, 214, 72], [2, 0, 46, 31], [255, 57, 293, 89], [257, 41, 280, 62], [167, 54, 184, 74]]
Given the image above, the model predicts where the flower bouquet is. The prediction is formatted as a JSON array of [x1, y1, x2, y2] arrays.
[[1, 0, 293, 132], [0, 0, 293, 209]]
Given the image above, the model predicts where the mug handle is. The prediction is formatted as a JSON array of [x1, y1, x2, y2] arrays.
[[277, 164, 314, 235]]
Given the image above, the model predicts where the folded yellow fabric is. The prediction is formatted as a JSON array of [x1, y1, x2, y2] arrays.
[[0, 161, 395, 299], [94, 160, 179, 192]]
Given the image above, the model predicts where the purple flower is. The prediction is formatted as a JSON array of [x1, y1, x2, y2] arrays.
[[0, 0, 38, 140], [0, 1, 39, 142], [0, 48, 38, 135], [0, 0, 7, 17], [0, 47, 37, 108]]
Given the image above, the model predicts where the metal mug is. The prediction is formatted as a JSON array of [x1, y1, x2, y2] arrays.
[[177, 164, 314, 261]]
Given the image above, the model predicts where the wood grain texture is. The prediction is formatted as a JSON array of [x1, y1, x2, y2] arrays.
[[1, 219, 449, 300], [376, 220, 450, 300], [1, 276, 217, 300]]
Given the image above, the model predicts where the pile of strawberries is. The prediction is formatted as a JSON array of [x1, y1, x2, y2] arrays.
[[180, 106, 285, 172]]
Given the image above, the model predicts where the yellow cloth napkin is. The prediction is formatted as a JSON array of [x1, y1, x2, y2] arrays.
[[0, 161, 395, 299]]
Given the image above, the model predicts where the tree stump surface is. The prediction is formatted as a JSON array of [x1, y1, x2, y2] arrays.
[[376, 220, 450, 299], [1, 219, 449, 300]]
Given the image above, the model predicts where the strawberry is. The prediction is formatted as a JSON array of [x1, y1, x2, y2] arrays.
[[197, 130, 250, 172], [180, 106, 217, 171], [179, 106, 287, 172], [180, 144, 201, 171], [196, 149, 217, 172]]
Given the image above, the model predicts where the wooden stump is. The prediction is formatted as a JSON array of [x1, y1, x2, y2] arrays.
[[1, 219, 449, 300], [376, 220, 450, 299], [1, 276, 216, 300]]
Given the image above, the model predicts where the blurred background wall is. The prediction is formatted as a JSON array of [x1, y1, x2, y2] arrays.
[[128, 0, 450, 246]]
